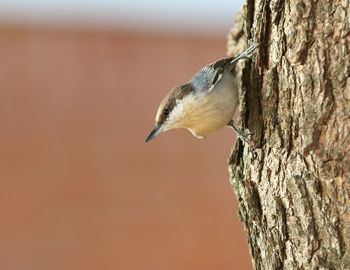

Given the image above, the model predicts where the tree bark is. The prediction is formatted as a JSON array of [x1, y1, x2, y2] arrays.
[[228, 1, 350, 269]]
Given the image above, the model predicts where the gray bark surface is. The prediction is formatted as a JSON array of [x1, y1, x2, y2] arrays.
[[228, 1, 350, 269]]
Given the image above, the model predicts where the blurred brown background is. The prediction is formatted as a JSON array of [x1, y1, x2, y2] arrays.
[[0, 13, 251, 270]]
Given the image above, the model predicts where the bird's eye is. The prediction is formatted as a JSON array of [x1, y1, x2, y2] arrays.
[[163, 109, 169, 116]]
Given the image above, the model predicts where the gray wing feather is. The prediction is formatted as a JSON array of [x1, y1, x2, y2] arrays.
[[189, 43, 260, 93], [190, 66, 218, 92], [190, 57, 231, 93]]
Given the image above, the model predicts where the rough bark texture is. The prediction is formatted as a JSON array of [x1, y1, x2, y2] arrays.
[[228, 0, 350, 269]]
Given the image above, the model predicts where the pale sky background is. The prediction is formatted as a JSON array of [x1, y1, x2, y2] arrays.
[[0, 0, 244, 35]]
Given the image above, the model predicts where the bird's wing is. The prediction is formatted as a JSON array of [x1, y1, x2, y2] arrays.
[[189, 43, 260, 93], [190, 58, 232, 93]]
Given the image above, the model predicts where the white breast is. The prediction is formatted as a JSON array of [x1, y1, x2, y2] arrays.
[[167, 68, 238, 138]]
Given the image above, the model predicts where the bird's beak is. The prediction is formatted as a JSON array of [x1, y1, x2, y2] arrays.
[[145, 126, 162, 143]]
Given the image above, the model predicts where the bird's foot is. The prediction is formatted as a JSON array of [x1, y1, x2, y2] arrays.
[[227, 120, 253, 145], [242, 43, 261, 59]]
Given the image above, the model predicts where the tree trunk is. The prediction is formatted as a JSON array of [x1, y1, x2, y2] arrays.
[[228, 1, 350, 269]]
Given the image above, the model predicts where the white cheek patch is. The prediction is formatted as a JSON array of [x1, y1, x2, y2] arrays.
[[167, 100, 184, 124], [177, 94, 200, 115], [166, 94, 198, 125], [164, 92, 207, 130]]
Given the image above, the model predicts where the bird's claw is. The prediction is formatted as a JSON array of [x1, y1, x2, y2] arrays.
[[234, 128, 253, 145], [242, 43, 261, 59], [228, 121, 253, 145]]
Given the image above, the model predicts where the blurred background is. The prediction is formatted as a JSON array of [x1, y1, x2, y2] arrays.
[[0, 0, 251, 269]]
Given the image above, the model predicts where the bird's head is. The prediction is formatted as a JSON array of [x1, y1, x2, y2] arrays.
[[146, 83, 194, 142]]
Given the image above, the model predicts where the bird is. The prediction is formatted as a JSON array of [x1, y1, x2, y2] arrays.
[[145, 43, 260, 143]]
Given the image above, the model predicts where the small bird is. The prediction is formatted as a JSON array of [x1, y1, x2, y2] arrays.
[[146, 43, 260, 143]]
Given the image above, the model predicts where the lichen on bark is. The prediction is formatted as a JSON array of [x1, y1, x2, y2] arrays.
[[228, 0, 350, 269]]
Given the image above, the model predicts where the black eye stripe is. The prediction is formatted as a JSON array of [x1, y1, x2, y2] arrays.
[[212, 69, 223, 85], [213, 73, 219, 84]]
